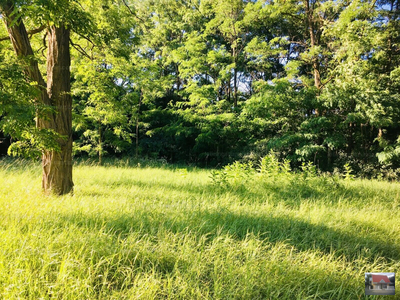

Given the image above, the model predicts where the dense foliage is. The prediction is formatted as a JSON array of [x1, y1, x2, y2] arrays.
[[1, 0, 399, 176]]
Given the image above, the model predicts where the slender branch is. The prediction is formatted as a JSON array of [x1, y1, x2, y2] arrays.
[[38, 31, 48, 57], [72, 32, 96, 58], [321, 73, 336, 88], [120, 0, 148, 27], [370, 0, 378, 11], [122, 0, 150, 31], [69, 38, 92, 60], [74, 31, 95, 47]]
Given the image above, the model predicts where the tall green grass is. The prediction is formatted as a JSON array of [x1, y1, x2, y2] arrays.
[[0, 158, 399, 299]]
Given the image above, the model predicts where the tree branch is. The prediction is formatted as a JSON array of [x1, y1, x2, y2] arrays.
[[0, 24, 47, 42], [28, 24, 47, 38], [74, 31, 95, 48], [38, 31, 48, 57], [69, 38, 92, 60], [0, 1, 49, 107], [120, 0, 149, 31], [0, 35, 9, 42]]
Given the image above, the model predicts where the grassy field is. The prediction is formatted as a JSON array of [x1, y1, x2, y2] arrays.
[[0, 158, 399, 299]]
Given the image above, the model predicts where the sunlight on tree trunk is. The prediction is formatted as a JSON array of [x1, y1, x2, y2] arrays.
[[42, 25, 73, 195]]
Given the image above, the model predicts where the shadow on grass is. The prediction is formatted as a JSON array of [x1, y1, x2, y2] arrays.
[[55, 205, 400, 264], [34, 208, 379, 300], [70, 171, 400, 266], [41, 212, 373, 299]]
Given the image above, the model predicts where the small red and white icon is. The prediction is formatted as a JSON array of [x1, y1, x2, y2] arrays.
[[365, 273, 395, 295], [370, 274, 393, 290]]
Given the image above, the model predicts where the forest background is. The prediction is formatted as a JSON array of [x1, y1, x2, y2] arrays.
[[1, 0, 399, 178]]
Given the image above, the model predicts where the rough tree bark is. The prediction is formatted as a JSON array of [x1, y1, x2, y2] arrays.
[[43, 26, 73, 194], [1, 3, 74, 195]]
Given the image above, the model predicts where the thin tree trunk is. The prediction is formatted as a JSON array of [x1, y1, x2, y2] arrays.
[[98, 120, 102, 165], [327, 147, 332, 168], [136, 91, 142, 160], [176, 64, 180, 92], [233, 64, 238, 108], [348, 122, 354, 155], [227, 76, 232, 103], [305, 0, 322, 117], [305, 0, 321, 90], [1, 2, 73, 195], [386, 0, 396, 74]]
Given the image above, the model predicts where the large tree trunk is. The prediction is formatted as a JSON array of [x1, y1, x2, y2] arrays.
[[1, 3, 73, 195], [43, 26, 73, 195]]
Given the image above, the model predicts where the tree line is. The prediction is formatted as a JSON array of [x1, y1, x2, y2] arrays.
[[0, 0, 399, 194]]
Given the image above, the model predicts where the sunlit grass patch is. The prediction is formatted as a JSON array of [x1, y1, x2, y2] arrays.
[[0, 158, 399, 299]]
